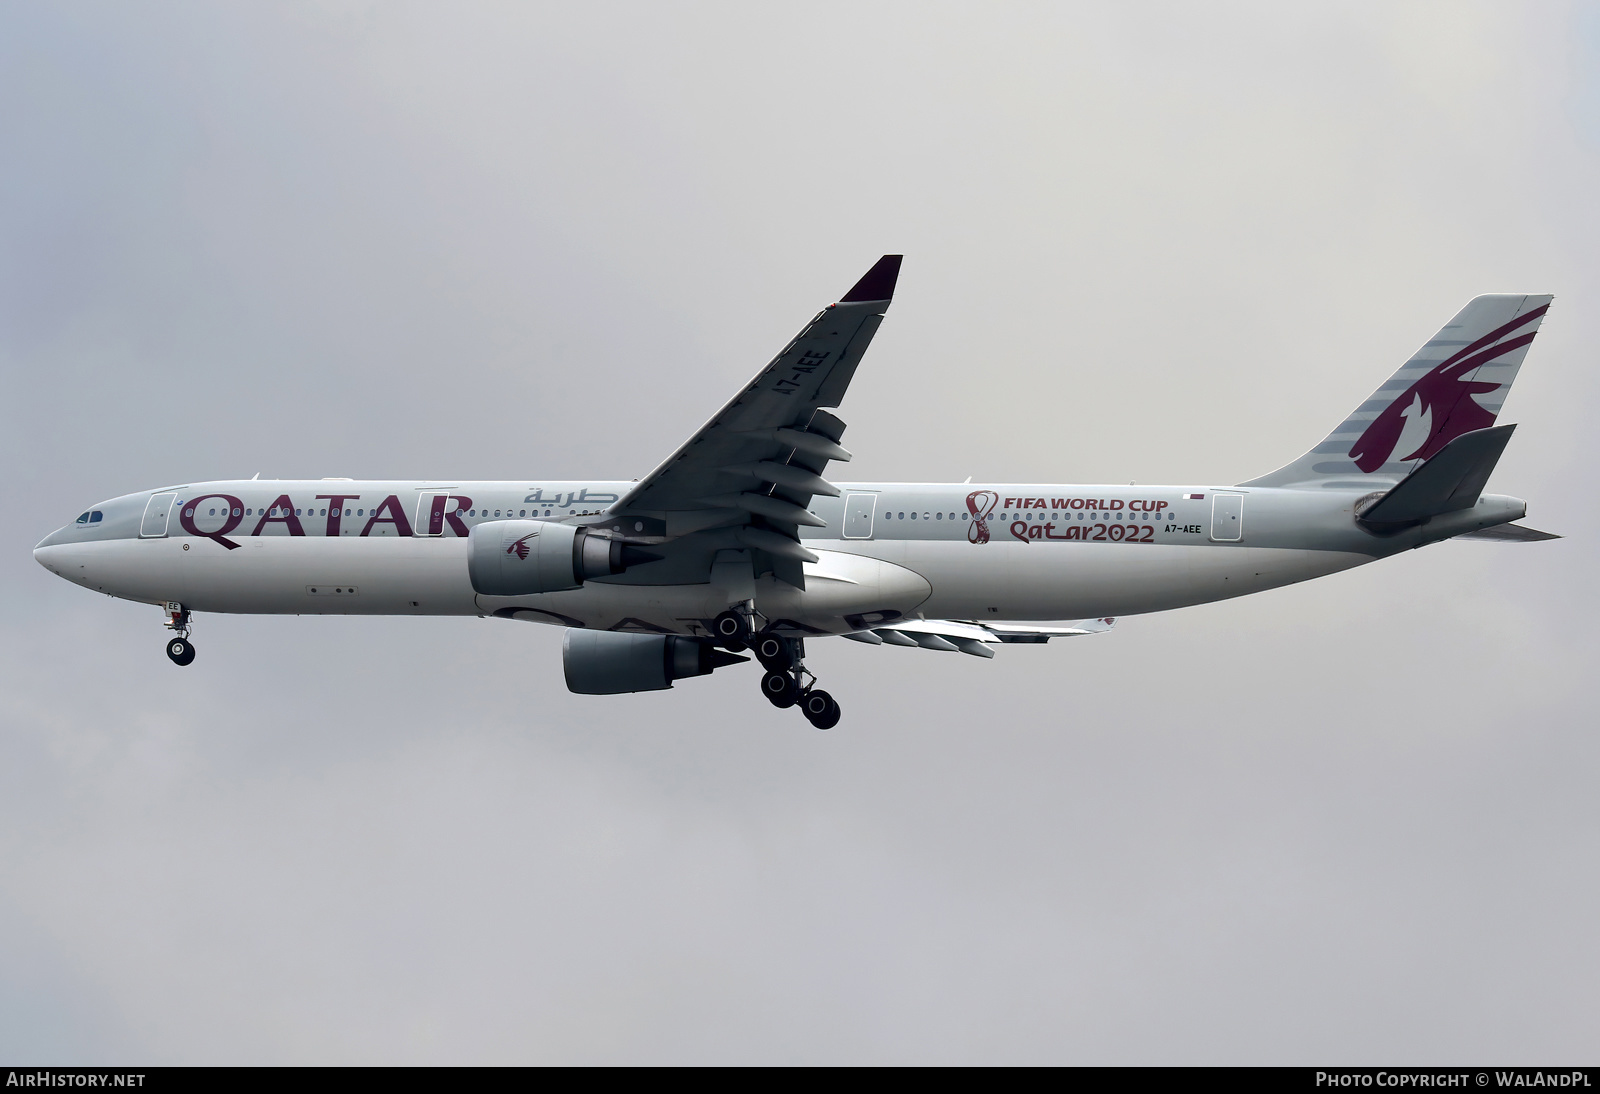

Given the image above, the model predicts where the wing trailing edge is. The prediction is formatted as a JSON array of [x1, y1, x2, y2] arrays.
[[841, 617, 1115, 658]]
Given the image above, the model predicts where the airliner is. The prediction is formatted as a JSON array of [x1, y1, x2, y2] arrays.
[[33, 257, 1557, 728]]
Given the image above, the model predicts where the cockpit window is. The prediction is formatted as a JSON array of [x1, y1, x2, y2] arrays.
[[90, 511, 103, 523], [76, 512, 89, 524]]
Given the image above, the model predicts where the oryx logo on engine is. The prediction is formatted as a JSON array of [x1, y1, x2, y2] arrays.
[[508, 531, 538, 560]]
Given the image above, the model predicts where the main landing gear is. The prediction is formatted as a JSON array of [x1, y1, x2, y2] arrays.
[[162, 602, 195, 666], [745, 630, 841, 730], [712, 609, 754, 649]]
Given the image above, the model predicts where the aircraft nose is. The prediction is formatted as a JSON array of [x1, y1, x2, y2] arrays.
[[35, 525, 75, 550], [35, 516, 97, 591], [34, 542, 100, 592], [34, 542, 68, 577]]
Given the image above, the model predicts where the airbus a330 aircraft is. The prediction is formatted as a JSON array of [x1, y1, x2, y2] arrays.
[[35, 256, 1558, 728]]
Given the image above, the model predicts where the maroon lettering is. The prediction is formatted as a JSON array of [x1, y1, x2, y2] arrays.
[[424, 495, 448, 536], [251, 495, 306, 537], [360, 495, 414, 537], [316, 494, 361, 537], [421, 495, 475, 536], [179, 493, 245, 550]]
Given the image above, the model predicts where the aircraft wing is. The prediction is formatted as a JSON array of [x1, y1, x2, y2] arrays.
[[608, 256, 902, 588], [841, 617, 1116, 657]]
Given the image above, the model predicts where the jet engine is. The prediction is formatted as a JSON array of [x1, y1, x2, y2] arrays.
[[467, 519, 658, 596], [563, 630, 749, 694]]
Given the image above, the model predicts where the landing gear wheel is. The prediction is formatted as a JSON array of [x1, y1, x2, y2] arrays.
[[761, 670, 799, 708], [801, 689, 840, 730], [166, 637, 196, 666], [754, 633, 793, 670], [713, 610, 753, 650]]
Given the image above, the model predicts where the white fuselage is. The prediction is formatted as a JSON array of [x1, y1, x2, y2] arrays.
[[34, 478, 1525, 636]]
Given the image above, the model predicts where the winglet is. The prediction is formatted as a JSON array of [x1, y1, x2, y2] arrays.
[[839, 255, 903, 303]]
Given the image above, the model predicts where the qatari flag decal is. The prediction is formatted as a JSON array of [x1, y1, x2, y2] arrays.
[[1183, 493, 1205, 500]]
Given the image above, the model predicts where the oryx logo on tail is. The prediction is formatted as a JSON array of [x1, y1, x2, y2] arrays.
[[1349, 305, 1547, 472]]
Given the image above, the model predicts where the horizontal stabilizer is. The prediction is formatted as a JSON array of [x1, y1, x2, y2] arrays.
[[1359, 425, 1515, 525], [1453, 522, 1562, 542]]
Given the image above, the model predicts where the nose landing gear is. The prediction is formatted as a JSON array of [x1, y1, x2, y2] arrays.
[[162, 602, 195, 666], [752, 632, 842, 729]]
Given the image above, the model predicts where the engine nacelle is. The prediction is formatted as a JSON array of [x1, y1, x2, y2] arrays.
[[468, 519, 654, 596], [563, 630, 749, 694]]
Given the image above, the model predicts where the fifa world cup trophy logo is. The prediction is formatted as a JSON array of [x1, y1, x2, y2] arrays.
[[966, 490, 998, 544]]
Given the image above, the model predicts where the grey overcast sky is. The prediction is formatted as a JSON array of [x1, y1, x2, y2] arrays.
[[3, 1, 1598, 1064]]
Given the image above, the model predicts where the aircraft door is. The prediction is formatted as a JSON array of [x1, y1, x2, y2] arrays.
[[842, 493, 877, 539], [140, 493, 177, 538], [1210, 493, 1244, 542], [416, 492, 452, 536]]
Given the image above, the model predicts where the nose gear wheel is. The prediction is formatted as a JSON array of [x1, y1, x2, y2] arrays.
[[162, 604, 195, 666], [166, 637, 196, 666]]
